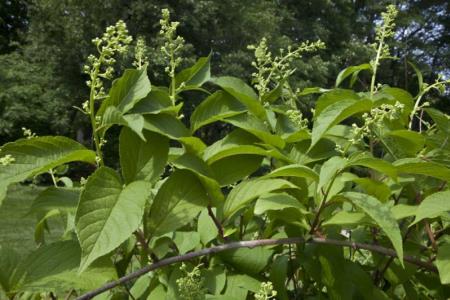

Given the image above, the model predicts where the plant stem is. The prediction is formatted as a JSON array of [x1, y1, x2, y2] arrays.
[[370, 38, 384, 98], [207, 205, 226, 241], [88, 60, 104, 167], [76, 237, 437, 300]]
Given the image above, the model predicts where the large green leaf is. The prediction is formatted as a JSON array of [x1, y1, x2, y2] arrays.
[[173, 153, 224, 205], [98, 66, 151, 115], [210, 155, 263, 186], [263, 164, 319, 182], [129, 86, 181, 115], [347, 153, 397, 178], [147, 170, 209, 236], [411, 190, 450, 225], [29, 187, 79, 215], [175, 54, 211, 89], [393, 158, 450, 181], [100, 106, 145, 139], [0, 136, 95, 206], [314, 89, 360, 117], [310, 99, 372, 149], [203, 129, 289, 164], [0, 247, 20, 293], [211, 76, 266, 118], [143, 114, 190, 139], [221, 247, 273, 275], [254, 193, 306, 215], [382, 130, 425, 157], [337, 192, 403, 264], [11, 240, 116, 294], [223, 114, 285, 148], [317, 156, 347, 195], [335, 64, 371, 87], [436, 244, 450, 285], [223, 178, 298, 219], [75, 167, 151, 272], [119, 127, 169, 184], [190, 90, 246, 132]]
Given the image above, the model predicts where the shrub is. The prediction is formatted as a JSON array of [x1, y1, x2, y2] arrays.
[[0, 5, 449, 300]]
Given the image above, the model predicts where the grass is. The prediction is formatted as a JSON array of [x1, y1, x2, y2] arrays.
[[0, 184, 64, 257]]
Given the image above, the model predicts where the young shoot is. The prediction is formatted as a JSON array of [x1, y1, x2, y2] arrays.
[[248, 38, 325, 102], [370, 5, 398, 97], [159, 8, 185, 104], [133, 36, 149, 70], [83, 20, 132, 166], [409, 74, 450, 129]]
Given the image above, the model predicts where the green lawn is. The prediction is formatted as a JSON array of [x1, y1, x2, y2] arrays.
[[0, 184, 63, 257]]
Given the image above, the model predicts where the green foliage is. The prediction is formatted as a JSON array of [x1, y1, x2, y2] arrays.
[[1, 5, 450, 300]]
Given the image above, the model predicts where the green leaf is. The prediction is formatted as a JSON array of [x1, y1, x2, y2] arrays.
[[0, 247, 20, 293], [98, 66, 151, 115], [383, 130, 425, 156], [317, 156, 347, 195], [391, 204, 417, 220], [394, 158, 450, 181], [263, 164, 319, 182], [347, 153, 397, 178], [310, 99, 372, 149], [173, 153, 224, 205], [224, 114, 285, 148], [425, 108, 450, 134], [210, 155, 263, 186], [147, 170, 209, 236], [100, 106, 145, 140], [190, 91, 246, 132], [221, 247, 273, 275], [175, 54, 211, 89], [223, 178, 298, 219], [322, 211, 369, 227], [211, 76, 266, 118], [0, 136, 95, 206], [254, 193, 306, 215], [11, 240, 116, 293], [270, 256, 289, 300], [314, 89, 360, 117], [337, 192, 403, 264], [436, 244, 450, 285], [34, 209, 61, 245], [129, 86, 181, 115], [335, 64, 371, 87], [29, 187, 79, 215], [197, 208, 218, 245], [173, 231, 200, 254], [351, 178, 391, 202], [203, 129, 289, 164], [411, 191, 450, 225], [143, 114, 190, 139], [119, 127, 169, 184], [75, 167, 151, 272]]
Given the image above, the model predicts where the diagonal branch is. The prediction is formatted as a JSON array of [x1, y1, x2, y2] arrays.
[[76, 237, 437, 300]]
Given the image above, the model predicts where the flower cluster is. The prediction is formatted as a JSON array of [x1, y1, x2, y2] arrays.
[[370, 5, 398, 67], [160, 8, 185, 79], [248, 38, 325, 101], [350, 101, 404, 144], [286, 109, 308, 130], [22, 127, 36, 139], [255, 281, 277, 300], [0, 153, 15, 166], [176, 263, 205, 300], [133, 36, 149, 70], [83, 20, 132, 104]]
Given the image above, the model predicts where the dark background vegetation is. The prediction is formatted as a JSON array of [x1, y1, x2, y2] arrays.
[[0, 0, 448, 146]]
